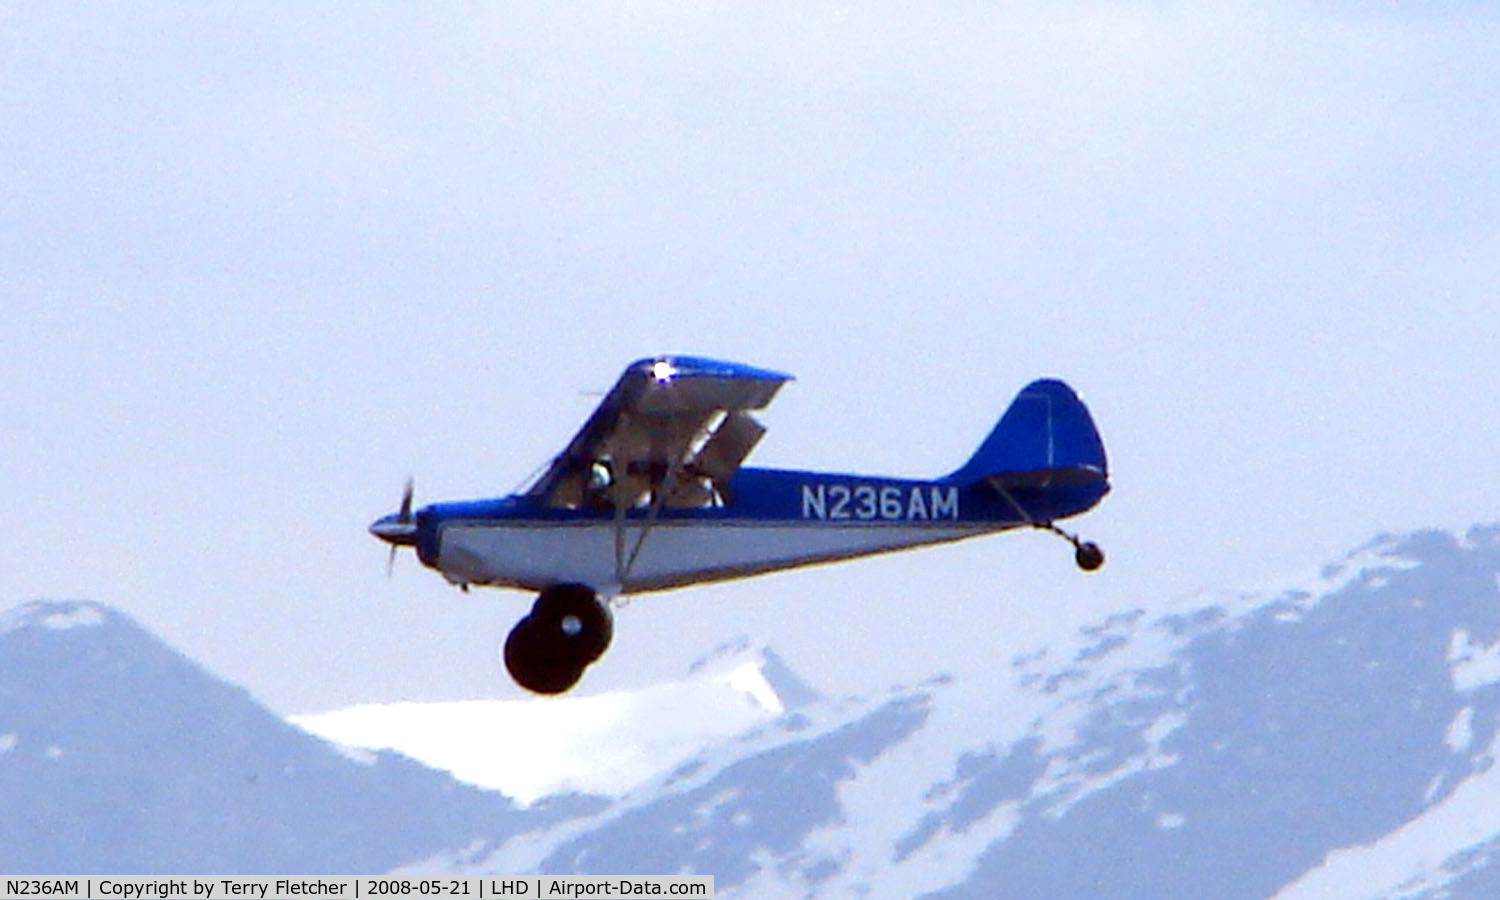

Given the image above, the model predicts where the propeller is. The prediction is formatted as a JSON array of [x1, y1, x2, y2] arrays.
[[369, 477, 419, 575], [392, 477, 413, 575], [398, 476, 414, 520]]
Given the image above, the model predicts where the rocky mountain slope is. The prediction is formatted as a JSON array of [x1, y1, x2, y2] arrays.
[[0, 600, 592, 875], [9, 524, 1500, 897], [394, 525, 1500, 898]]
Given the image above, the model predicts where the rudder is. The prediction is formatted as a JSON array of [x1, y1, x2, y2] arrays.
[[946, 379, 1107, 486]]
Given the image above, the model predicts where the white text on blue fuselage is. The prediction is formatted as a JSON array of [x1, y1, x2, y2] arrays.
[[801, 484, 959, 521]]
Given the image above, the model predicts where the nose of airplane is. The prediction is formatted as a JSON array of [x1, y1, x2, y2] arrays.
[[369, 512, 418, 545], [371, 478, 419, 547]]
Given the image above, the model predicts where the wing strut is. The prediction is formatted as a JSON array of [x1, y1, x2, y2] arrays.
[[611, 460, 690, 587]]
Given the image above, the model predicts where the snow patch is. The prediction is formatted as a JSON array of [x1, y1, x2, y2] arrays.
[[42, 605, 106, 630], [1448, 629, 1500, 692], [1230, 535, 1421, 616], [725, 660, 784, 715], [326, 742, 379, 766], [1422, 773, 1446, 806], [1457, 524, 1500, 551], [1, 600, 109, 636], [291, 647, 799, 805], [1037, 710, 1185, 821], [1275, 728, 1500, 900], [1445, 707, 1475, 753]]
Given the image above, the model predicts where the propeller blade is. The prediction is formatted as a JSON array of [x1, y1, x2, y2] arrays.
[[387, 544, 398, 578], [398, 477, 414, 522]]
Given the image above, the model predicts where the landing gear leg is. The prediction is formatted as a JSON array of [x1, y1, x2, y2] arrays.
[[991, 484, 1105, 572]]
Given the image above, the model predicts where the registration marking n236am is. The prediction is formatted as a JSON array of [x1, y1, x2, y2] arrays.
[[800, 484, 958, 521]]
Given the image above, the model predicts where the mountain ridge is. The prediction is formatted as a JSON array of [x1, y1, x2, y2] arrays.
[[7, 523, 1500, 897], [399, 524, 1500, 898], [0, 599, 592, 875]]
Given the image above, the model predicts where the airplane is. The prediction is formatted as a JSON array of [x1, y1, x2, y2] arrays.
[[370, 356, 1109, 695]]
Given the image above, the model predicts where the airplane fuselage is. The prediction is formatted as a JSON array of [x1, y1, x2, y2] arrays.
[[398, 465, 1108, 595]]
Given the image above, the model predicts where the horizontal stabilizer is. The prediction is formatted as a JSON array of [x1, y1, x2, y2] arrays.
[[985, 463, 1107, 490]]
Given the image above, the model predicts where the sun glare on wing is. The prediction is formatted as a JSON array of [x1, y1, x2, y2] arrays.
[[651, 359, 678, 383]]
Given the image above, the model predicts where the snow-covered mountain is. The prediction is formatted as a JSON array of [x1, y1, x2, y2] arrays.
[[393, 525, 1500, 898], [9, 524, 1500, 897], [0, 600, 592, 875], [292, 640, 819, 804]]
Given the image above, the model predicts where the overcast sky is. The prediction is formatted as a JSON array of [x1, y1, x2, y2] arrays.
[[3, 2, 1497, 713]]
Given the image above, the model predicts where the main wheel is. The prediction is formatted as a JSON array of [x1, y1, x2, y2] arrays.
[[533, 583, 613, 664], [503, 615, 585, 695], [501, 584, 613, 695]]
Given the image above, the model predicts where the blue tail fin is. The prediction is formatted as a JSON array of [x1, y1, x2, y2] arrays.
[[946, 379, 1107, 486]]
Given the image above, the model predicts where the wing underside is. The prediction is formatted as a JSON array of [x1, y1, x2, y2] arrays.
[[526, 356, 792, 510]]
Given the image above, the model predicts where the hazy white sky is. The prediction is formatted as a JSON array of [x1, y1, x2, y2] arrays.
[[3, 2, 1497, 712]]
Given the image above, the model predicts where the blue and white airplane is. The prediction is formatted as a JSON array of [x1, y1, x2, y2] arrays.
[[371, 356, 1109, 694]]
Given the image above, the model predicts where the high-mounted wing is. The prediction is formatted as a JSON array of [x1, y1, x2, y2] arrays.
[[526, 356, 793, 510]]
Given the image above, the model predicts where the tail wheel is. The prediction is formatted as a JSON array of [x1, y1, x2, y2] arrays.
[[501, 584, 613, 695], [1075, 541, 1105, 571], [1028, 520, 1105, 573]]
